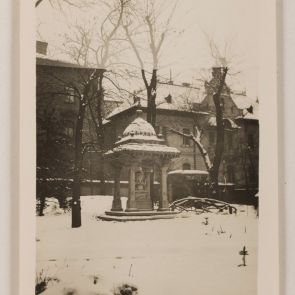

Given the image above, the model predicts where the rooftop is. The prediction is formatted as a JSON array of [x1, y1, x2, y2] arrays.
[[106, 81, 257, 120], [36, 55, 97, 70]]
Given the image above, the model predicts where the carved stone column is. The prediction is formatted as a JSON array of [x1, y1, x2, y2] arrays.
[[126, 165, 137, 211], [111, 165, 123, 211], [159, 165, 169, 211], [168, 179, 173, 203]]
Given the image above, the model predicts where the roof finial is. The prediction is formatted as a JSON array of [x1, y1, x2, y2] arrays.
[[136, 109, 143, 117]]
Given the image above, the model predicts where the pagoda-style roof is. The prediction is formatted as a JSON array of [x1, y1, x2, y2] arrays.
[[104, 110, 180, 159]]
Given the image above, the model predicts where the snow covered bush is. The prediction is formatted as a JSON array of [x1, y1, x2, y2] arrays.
[[35, 269, 59, 295], [36, 179, 72, 216], [113, 283, 138, 295], [37, 197, 66, 216]]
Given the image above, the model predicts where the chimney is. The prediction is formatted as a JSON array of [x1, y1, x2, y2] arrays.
[[36, 41, 48, 55]]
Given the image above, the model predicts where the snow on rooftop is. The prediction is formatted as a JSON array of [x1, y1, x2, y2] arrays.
[[106, 82, 257, 120], [208, 116, 241, 129], [236, 101, 259, 121], [231, 93, 254, 110], [36, 55, 96, 69], [106, 82, 206, 119]]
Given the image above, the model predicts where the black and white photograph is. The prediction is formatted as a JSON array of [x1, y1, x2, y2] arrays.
[[34, 0, 261, 294]]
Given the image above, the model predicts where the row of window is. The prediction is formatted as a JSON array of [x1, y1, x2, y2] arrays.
[[64, 125, 255, 150], [182, 128, 234, 148], [203, 101, 236, 114], [182, 129, 255, 150], [181, 162, 236, 182]]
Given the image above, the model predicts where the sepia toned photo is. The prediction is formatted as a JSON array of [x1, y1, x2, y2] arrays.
[[35, 1, 260, 294]]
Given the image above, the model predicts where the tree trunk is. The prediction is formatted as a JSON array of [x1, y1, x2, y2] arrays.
[[96, 71, 106, 194], [210, 67, 228, 198], [150, 70, 157, 127], [141, 69, 158, 202], [72, 99, 86, 228], [38, 180, 47, 216], [86, 70, 106, 195], [142, 69, 157, 127]]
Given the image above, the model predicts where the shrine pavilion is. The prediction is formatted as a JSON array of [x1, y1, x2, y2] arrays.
[[99, 109, 180, 221]]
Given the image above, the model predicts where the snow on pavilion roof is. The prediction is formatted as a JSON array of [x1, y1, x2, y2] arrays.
[[123, 116, 157, 137], [106, 143, 180, 156], [105, 110, 180, 158]]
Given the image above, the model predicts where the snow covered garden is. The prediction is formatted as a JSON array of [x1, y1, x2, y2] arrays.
[[36, 195, 258, 295]]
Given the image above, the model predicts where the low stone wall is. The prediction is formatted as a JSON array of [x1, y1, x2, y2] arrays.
[[81, 180, 161, 200]]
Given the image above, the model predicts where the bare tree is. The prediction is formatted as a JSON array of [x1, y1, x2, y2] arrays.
[[36, 61, 101, 227], [71, 71, 100, 228], [122, 0, 177, 127], [62, 0, 128, 195], [35, 0, 95, 9], [169, 66, 229, 197]]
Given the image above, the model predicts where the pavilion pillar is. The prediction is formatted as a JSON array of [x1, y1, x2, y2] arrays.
[[126, 165, 137, 211], [111, 165, 123, 211], [168, 179, 173, 203], [159, 165, 169, 211]]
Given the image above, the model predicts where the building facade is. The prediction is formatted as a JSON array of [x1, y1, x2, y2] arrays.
[[36, 41, 259, 203]]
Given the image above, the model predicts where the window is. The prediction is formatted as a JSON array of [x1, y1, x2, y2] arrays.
[[182, 128, 191, 146], [221, 97, 225, 110], [65, 127, 74, 138], [182, 163, 191, 170], [248, 134, 254, 150], [65, 87, 75, 104], [155, 126, 167, 141], [228, 133, 233, 149], [209, 131, 215, 145], [155, 125, 160, 135], [162, 126, 167, 140], [248, 166, 256, 183], [227, 165, 235, 183]]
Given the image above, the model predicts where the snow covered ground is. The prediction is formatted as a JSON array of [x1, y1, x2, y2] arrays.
[[36, 195, 258, 295]]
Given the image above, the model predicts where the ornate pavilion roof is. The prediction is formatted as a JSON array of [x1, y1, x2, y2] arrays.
[[104, 110, 180, 159]]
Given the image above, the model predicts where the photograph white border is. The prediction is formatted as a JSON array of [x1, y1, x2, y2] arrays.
[[18, 1, 280, 294]]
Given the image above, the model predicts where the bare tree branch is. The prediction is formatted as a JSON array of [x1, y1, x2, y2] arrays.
[[169, 127, 213, 172]]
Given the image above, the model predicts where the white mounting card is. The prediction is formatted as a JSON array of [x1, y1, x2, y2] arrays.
[[19, 1, 278, 295]]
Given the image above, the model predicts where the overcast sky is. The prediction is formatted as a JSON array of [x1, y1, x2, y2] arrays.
[[36, 0, 260, 99]]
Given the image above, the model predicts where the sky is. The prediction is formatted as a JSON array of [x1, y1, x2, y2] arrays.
[[36, 0, 260, 99]]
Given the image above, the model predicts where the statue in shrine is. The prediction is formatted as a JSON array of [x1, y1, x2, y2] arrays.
[[135, 168, 146, 191]]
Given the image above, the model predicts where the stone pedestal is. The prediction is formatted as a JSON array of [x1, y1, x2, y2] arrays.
[[126, 165, 153, 211]]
